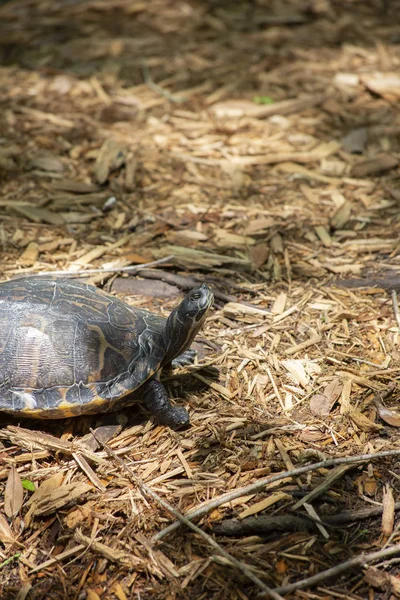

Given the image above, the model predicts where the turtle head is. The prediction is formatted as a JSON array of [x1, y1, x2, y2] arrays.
[[162, 284, 213, 366]]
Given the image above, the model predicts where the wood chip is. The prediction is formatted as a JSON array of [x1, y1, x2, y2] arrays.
[[351, 154, 399, 178], [18, 242, 39, 266], [94, 138, 127, 184]]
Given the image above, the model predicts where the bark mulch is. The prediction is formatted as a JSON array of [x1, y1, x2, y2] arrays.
[[1, 0, 400, 598]]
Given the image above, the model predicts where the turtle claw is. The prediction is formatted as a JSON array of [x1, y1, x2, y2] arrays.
[[170, 349, 197, 369]]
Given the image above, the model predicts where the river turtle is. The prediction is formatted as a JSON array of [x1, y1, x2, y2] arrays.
[[0, 277, 213, 429]]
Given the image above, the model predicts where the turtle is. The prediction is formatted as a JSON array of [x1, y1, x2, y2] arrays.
[[0, 277, 213, 429]]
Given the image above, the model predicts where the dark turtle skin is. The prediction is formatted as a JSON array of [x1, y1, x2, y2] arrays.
[[0, 277, 213, 429]]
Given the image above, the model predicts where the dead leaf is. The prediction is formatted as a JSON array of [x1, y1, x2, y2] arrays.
[[4, 465, 24, 518], [310, 393, 332, 417], [374, 399, 400, 427], [244, 217, 275, 234], [29, 154, 65, 172], [351, 154, 398, 178], [166, 230, 208, 246], [64, 501, 94, 530], [12, 205, 65, 225], [330, 199, 352, 230], [94, 138, 127, 184], [364, 566, 400, 596], [214, 229, 256, 247], [0, 513, 15, 544], [362, 72, 400, 100], [382, 485, 395, 538], [52, 179, 100, 193], [248, 243, 269, 268], [79, 424, 121, 451]]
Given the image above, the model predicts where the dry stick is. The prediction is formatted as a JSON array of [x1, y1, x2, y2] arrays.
[[140, 60, 186, 103], [392, 290, 400, 330], [153, 449, 400, 542], [89, 429, 284, 600], [30, 255, 175, 278], [264, 544, 400, 597]]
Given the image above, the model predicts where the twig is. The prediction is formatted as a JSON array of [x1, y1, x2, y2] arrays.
[[153, 448, 400, 542], [17, 255, 175, 278], [264, 544, 400, 597], [140, 60, 186, 103], [392, 290, 400, 330], [90, 429, 284, 600]]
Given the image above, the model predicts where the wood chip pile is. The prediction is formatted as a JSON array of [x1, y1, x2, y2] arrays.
[[1, 0, 400, 598]]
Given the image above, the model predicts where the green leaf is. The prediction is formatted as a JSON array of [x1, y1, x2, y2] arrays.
[[253, 96, 274, 105], [21, 480, 36, 492]]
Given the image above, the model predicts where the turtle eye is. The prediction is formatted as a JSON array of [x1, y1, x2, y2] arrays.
[[191, 291, 202, 300]]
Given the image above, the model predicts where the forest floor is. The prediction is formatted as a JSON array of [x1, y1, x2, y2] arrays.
[[1, 0, 400, 598]]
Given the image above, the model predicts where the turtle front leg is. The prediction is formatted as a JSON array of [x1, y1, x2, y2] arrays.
[[141, 378, 190, 430], [169, 348, 197, 369]]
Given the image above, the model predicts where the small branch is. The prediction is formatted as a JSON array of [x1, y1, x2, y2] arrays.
[[21, 255, 175, 278], [140, 60, 186, 103], [392, 290, 400, 330], [265, 544, 400, 597], [153, 449, 400, 542], [90, 429, 284, 600]]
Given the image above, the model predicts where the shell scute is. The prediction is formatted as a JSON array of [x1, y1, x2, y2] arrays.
[[0, 277, 166, 417]]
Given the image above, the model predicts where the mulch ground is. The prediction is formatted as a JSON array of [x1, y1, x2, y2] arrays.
[[1, 0, 400, 598]]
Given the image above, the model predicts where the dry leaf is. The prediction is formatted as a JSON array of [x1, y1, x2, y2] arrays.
[[351, 154, 398, 178], [64, 501, 94, 529], [375, 399, 400, 427], [330, 200, 352, 230], [362, 72, 400, 100], [275, 559, 288, 574], [30, 154, 65, 172], [310, 393, 332, 417], [214, 229, 256, 247], [364, 566, 400, 596], [13, 205, 64, 225], [0, 513, 15, 544], [244, 217, 275, 234], [4, 465, 24, 518], [94, 138, 127, 184], [382, 485, 395, 538], [248, 243, 269, 268], [311, 378, 343, 415]]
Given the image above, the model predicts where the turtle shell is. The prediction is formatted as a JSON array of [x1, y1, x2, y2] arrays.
[[0, 277, 167, 418]]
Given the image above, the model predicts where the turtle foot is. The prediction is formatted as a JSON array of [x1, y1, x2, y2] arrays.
[[170, 348, 197, 368], [141, 378, 190, 430]]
